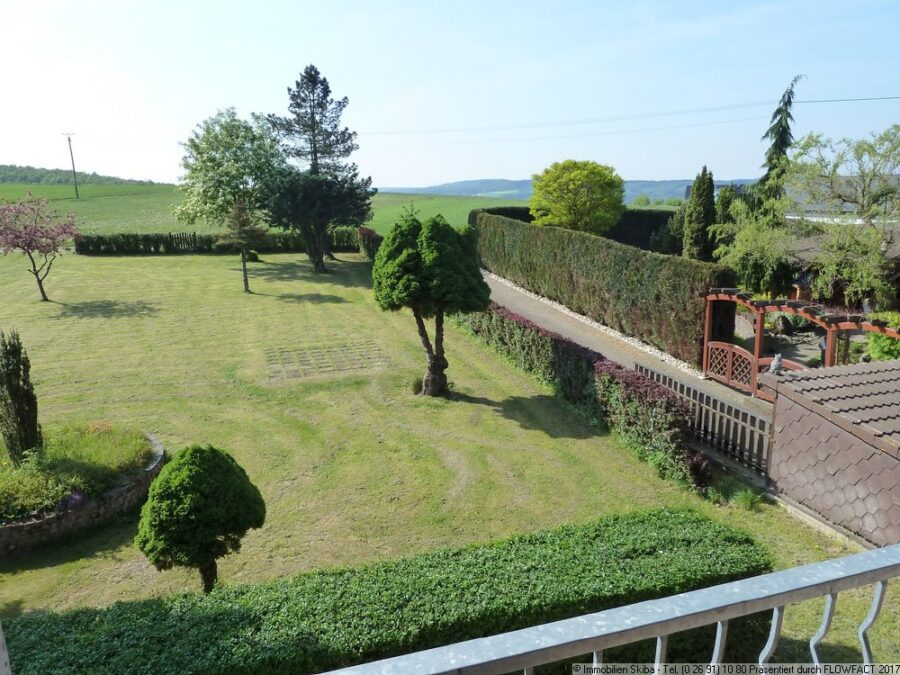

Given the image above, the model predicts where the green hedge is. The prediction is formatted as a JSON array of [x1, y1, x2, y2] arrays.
[[357, 226, 383, 260], [475, 206, 675, 251], [453, 303, 709, 487], [470, 210, 735, 364], [74, 226, 361, 256], [6, 510, 770, 674]]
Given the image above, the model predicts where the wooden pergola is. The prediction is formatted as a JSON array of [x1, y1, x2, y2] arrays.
[[702, 288, 900, 401]]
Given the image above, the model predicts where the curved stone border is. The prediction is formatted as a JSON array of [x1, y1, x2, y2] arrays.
[[0, 434, 166, 556]]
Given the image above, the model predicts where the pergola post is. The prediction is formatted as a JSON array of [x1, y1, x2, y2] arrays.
[[702, 296, 713, 375], [824, 328, 838, 367], [751, 307, 765, 396]]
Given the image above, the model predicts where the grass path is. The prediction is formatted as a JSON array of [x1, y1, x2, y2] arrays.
[[0, 253, 896, 662]]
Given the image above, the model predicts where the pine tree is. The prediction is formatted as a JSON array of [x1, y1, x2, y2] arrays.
[[682, 166, 716, 260], [217, 202, 269, 293]]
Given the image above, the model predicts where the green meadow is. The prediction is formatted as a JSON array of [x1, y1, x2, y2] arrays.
[[0, 183, 528, 235]]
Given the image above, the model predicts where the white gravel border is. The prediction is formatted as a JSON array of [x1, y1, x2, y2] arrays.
[[483, 270, 704, 379]]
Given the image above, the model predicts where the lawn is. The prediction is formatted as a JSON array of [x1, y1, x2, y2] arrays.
[[0, 252, 896, 662], [0, 183, 527, 236]]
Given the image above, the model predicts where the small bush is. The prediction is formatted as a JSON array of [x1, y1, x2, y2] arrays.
[[730, 487, 763, 511], [409, 375, 423, 395], [7, 510, 771, 674], [705, 487, 727, 506], [245, 249, 260, 262], [358, 226, 383, 260], [867, 311, 900, 361]]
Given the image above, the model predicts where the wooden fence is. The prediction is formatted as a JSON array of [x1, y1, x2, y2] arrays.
[[636, 364, 773, 474]]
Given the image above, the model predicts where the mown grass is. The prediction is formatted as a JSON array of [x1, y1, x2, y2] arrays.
[[0, 424, 151, 522], [0, 183, 527, 236], [0, 252, 896, 662]]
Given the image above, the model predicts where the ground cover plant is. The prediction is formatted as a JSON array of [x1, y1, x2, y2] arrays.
[[0, 423, 152, 523], [6, 510, 770, 674], [0, 252, 895, 661]]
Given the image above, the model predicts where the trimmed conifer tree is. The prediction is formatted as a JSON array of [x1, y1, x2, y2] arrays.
[[0, 330, 42, 465], [682, 166, 716, 261], [373, 214, 490, 396]]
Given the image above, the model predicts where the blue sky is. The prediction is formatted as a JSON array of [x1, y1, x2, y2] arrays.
[[1, 0, 898, 186]]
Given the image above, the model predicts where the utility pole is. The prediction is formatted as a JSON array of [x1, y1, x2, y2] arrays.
[[63, 132, 79, 199]]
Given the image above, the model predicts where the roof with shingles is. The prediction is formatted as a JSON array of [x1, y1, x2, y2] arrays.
[[775, 360, 900, 455]]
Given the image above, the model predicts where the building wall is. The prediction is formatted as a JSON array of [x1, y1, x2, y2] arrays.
[[770, 394, 900, 546]]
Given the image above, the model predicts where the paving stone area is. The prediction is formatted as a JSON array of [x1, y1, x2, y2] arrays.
[[265, 341, 389, 380]]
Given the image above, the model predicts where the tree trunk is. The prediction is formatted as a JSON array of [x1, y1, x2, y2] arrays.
[[323, 228, 336, 260], [240, 246, 250, 293], [413, 308, 447, 396], [199, 559, 218, 594], [33, 273, 49, 302]]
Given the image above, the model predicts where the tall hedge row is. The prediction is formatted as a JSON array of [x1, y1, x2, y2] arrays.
[[453, 303, 709, 487], [74, 226, 360, 256], [470, 209, 735, 364], [6, 510, 770, 674], [476, 205, 674, 251]]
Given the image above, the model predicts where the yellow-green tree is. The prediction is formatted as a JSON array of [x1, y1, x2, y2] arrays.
[[529, 160, 624, 235]]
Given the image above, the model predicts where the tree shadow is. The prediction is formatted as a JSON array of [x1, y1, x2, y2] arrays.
[[0, 599, 24, 620], [0, 519, 139, 575], [53, 300, 159, 319], [254, 292, 348, 304], [776, 636, 863, 663], [448, 392, 599, 439], [238, 258, 372, 289]]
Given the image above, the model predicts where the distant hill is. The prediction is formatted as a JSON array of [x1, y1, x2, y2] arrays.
[[0, 164, 158, 186], [382, 177, 759, 203]]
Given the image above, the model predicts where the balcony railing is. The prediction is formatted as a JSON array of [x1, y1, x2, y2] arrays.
[[324, 544, 900, 675], [1, 545, 896, 675]]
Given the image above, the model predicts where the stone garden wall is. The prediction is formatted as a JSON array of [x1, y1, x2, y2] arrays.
[[0, 435, 165, 555]]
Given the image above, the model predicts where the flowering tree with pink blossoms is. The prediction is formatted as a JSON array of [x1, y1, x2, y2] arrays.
[[0, 195, 79, 302]]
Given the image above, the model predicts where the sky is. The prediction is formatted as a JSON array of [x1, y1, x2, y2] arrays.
[[1, 0, 898, 187]]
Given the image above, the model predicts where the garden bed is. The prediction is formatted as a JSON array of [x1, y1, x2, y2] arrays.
[[0, 425, 164, 554]]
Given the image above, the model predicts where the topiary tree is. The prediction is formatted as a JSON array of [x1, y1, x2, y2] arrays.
[[0, 330, 42, 465], [135, 445, 265, 593], [373, 213, 490, 396], [529, 160, 624, 235]]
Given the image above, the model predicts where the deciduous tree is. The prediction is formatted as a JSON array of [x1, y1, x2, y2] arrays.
[[135, 445, 265, 594], [373, 214, 490, 396], [529, 160, 624, 235], [0, 195, 79, 301], [176, 109, 285, 226]]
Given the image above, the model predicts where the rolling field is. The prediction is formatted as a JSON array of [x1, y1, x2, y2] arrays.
[[0, 251, 897, 661], [0, 183, 527, 235]]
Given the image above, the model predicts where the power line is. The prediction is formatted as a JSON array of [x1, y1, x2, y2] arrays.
[[365, 115, 771, 147], [357, 95, 900, 137]]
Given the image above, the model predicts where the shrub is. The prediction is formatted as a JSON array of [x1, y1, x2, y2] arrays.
[[867, 311, 900, 361], [135, 445, 266, 593], [246, 249, 260, 262], [452, 304, 707, 488], [358, 226, 383, 260], [730, 487, 763, 511], [469, 209, 736, 365], [7, 510, 771, 674], [0, 330, 42, 465]]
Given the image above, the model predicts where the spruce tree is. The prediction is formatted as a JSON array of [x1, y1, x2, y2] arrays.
[[217, 202, 269, 293], [758, 74, 804, 199], [682, 166, 716, 260]]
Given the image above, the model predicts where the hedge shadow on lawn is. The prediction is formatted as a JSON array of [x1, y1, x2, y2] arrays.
[[0, 519, 139, 576], [52, 300, 159, 319], [776, 636, 863, 663], [449, 392, 601, 439], [264, 292, 349, 304]]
